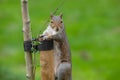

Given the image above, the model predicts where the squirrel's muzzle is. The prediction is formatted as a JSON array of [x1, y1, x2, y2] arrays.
[[56, 28, 59, 31]]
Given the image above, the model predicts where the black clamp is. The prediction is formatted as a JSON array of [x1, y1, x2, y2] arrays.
[[23, 39, 53, 52], [24, 40, 32, 52], [37, 39, 53, 51]]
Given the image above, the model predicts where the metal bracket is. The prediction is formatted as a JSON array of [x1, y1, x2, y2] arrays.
[[24, 38, 53, 53], [24, 41, 32, 52], [37, 39, 53, 51]]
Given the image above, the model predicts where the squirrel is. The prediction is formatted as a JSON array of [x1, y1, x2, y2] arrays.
[[40, 13, 72, 80]]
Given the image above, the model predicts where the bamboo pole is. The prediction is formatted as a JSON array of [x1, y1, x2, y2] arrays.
[[38, 39, 55, 80], [40, 50, 54, 80], [21, 0, 35, 80]]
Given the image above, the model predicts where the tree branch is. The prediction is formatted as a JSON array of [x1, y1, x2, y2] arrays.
[[21, 0, 35, 80]]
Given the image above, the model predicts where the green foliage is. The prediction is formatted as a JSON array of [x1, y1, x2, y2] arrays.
[[0, 0, 120, 80], [0, 66, 26, 80]]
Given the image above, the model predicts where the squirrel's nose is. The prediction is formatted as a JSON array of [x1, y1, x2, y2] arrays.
[[56, 28, 59, 31]]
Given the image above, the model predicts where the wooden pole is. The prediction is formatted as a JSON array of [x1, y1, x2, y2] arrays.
[[38, 40, 55, 80], [21, 0, 35, 80], [40, 50, 54, 80]]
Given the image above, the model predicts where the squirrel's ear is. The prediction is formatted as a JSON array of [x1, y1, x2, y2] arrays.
[[60, 13, 63, 18], [50, 13, 54, 19]]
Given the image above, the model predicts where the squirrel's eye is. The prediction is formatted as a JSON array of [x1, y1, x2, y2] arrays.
[[60, 21, 63, 23], [51, 21, 53, 23]]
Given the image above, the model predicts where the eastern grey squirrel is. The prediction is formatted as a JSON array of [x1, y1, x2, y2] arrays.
[[40, 13, 72, 80]]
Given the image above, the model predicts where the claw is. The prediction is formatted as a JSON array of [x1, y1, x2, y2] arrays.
[[43, 36, 49, 40], [39, 34, 45, 38]]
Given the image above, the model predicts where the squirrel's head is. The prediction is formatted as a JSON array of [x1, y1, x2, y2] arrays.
[[50, 13, 64, 32]]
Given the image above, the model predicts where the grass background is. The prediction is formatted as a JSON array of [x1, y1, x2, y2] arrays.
[[0, 0, 120, 80]]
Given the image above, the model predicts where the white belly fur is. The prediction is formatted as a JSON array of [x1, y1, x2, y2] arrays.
[[54, 41, 61, 74]]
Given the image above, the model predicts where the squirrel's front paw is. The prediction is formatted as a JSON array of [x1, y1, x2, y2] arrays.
[[37, 34, 45, 41], [39, 34, 52, 40], [42, 36, 49, 40], [39, 34, 45, 38], [42, 35, 52, 40]]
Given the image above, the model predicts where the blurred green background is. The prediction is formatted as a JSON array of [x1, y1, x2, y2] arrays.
[[0, 0, 120, 80]]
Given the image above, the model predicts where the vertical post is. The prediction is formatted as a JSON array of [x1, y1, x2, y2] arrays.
[[21, 0, 35, 80], [40, 50, 54, 80], [38, 40, 55, 80]]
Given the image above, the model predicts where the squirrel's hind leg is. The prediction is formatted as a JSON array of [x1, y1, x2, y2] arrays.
[[56, 62, 72, 80]]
